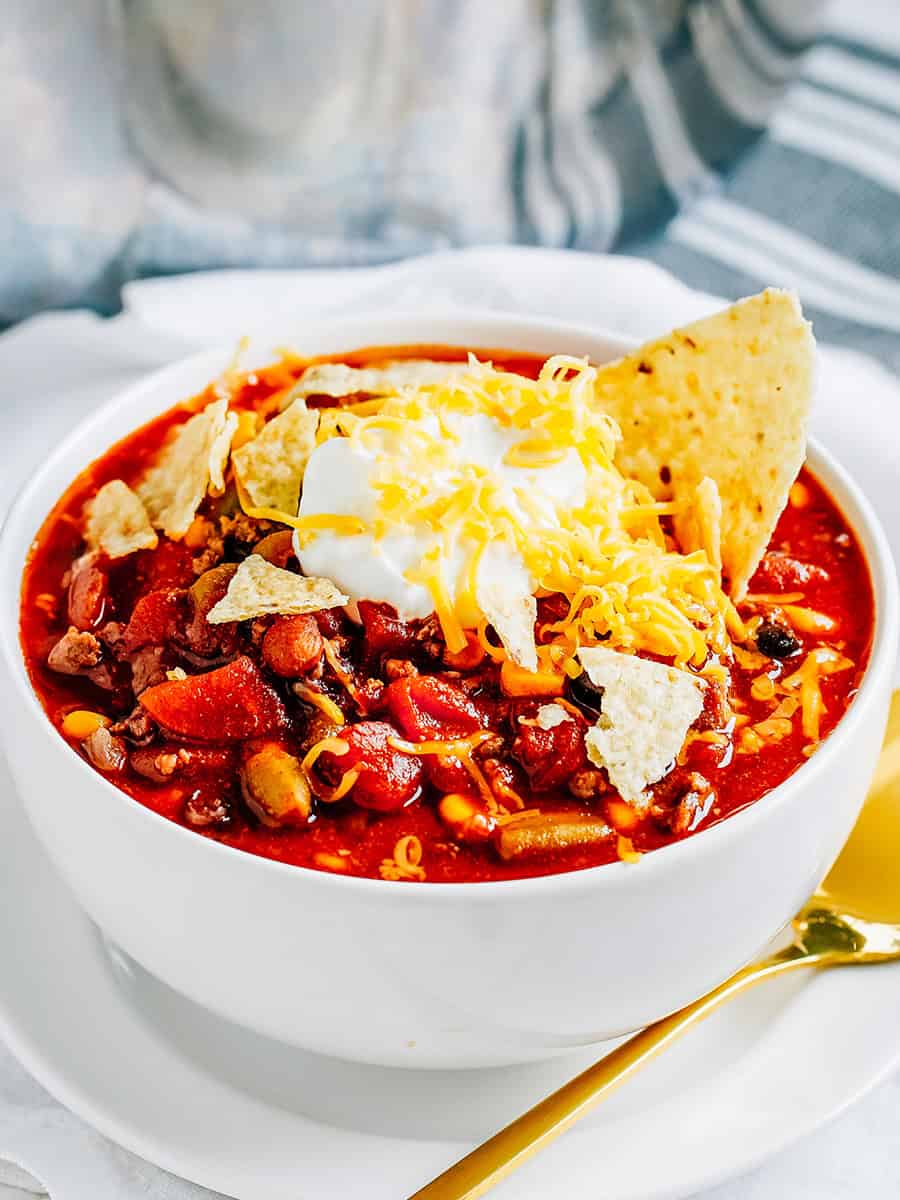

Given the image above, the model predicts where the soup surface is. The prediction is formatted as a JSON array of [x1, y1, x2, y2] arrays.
[[19, 345, 874, 882]]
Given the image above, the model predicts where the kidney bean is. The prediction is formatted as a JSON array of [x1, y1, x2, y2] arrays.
[[67, 554, 109, 630], [262, 614, 323, 677]]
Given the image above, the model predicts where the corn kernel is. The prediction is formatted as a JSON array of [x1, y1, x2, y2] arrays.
[[313, 852, 349, 873], [789, 481, 811, 508], [500, 659, 564, 698], [439, 793, 478, 826], [606, 798, 639, 833], [616, 834, 642, 864], [61, 710, 110, 740], [184, 516, 213, 550]]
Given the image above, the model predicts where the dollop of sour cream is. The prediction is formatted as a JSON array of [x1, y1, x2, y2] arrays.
[[295, 411, 586, 622]]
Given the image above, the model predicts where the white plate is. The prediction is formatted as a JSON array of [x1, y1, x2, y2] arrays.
[[2, 755, 900, 1200]]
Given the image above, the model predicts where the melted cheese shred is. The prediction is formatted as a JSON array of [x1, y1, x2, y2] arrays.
[[309, 356, 736, 668]]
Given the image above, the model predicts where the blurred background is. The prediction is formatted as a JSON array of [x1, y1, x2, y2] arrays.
[[3, 0, 898, 371]]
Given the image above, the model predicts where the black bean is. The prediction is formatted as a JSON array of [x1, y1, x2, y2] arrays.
[[565, 671, 605, 715], [756, 621, 801, 660]]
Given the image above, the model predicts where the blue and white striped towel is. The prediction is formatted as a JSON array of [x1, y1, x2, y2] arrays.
[[2, 1, 898, 375]]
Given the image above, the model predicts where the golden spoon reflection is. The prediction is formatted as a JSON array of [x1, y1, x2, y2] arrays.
[[410, 691, 900, 1200]]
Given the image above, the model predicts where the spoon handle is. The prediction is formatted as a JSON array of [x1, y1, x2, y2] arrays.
[[408, 946, 814, 1200]]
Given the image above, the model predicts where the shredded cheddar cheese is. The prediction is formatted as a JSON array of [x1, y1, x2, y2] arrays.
[[379, 835, 426, 882], [388, 731, 497, 808], [780, 647, 853, 742], [300, 736, 361, 802]]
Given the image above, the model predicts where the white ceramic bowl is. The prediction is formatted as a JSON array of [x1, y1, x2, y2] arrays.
[[1, 313, 897, 1069]]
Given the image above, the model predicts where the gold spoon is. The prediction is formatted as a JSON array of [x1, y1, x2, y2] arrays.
[[410, 690, 900, 1200]]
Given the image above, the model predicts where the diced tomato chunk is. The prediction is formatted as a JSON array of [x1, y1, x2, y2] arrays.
[[316, 720, 423, 812], [511, 711, 587, 791], [750, 551, 828, 592], [358, 600, 418, 656], [133, 538, 195, 590], [139, 656, 288, 741], [385, 675, 489, 795], [314, 607, 346, 639], [122, 588, 185, 652], [385, 674, 488, 740]]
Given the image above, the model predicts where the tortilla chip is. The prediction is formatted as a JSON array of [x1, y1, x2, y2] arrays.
[[291, 360, 471, 402], [680, 476, 723, 574], [579, 647, 704, 805], [594, 290, 814, 599], [476, 550, 538, 671], [206, 554, 348, 624], [137, 399, 238, 538], [232, 398, 319, 514], [84, 479, 158, 559]]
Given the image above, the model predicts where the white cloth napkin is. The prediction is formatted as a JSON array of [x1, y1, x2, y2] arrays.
[[1, 248, 899, 1200]]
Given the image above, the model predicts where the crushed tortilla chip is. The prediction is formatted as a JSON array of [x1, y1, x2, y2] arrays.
[[232, 398, 319, 514], [138, 398, 238, 538], [535, 703, 570, 730], [84, 479, 158, 559], [291, 360, 471, 402], [680, 476, 723, 574], [476, 554, 538, 671], [579, 647, 704, 805], [593, 290, 813, 599], [206, 554, 348, 624]]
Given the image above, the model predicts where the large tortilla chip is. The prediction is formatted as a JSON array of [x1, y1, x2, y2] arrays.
[[84, 480, 158, 559], [138, 398, 238, 538], [206, 554, 348, 623], [594, 290, 814, 599], [232, 398, 319, 514]]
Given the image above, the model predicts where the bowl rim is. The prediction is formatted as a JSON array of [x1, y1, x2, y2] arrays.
[[2, 308, 897, 899]]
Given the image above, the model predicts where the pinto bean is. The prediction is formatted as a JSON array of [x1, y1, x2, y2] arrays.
[[261, 615, 323, 677], [67, 553, 108, 630], [83, 726, 127, 773], [240, 744, 311, 827]]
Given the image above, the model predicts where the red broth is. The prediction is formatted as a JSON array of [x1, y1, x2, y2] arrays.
[[19, 349, 875, 882]]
